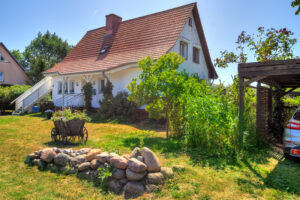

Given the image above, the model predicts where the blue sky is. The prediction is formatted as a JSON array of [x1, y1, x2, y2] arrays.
[[1, 0, 299, 84]]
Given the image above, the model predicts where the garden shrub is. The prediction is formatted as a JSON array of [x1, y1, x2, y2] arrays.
[[51, 108, 91, 122], [83, 82, 93, 110], [0, 85, 31, 111], [97, 80, 139, 123], [39, 99, 55, 112]]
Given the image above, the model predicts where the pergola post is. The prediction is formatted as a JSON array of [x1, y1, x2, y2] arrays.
[[268, 86, 273, 125], [238, 75, 245, 151], [256, 81, 262, 140]]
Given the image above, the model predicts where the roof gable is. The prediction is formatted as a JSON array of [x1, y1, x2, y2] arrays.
[[45, 3, 217, 78], [0, 42, 26, 72]]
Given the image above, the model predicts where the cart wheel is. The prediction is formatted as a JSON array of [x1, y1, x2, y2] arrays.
[[51, 128, 59, 142], [82, 127, 88, 144]]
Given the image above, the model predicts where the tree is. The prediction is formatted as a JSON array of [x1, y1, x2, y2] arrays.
[[82, 82, 93, 111], [292, 0, 300, 15], [128, 52, 187, 138], [215, 27, 297, 68], [15, 31, 72, 83]]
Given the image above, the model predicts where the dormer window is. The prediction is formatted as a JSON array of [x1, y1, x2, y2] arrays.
[[180, 41, 188, 60], [100, 46, 109, 54], [188, 17, 192, 27]]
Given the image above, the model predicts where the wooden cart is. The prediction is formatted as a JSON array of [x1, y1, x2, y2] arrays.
[[51, 119, 88, 144]]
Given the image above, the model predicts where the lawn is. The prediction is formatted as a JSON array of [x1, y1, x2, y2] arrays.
[[0, 114, 300, 200]]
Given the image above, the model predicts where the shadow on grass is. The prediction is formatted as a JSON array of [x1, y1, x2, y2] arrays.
[[43, 140, 82, 148], [237, 147, 300, 197]]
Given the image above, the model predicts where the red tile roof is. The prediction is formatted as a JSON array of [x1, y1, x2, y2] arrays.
[[45, 3, 218, 78]]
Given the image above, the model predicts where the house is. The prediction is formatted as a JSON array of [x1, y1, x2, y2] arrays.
[[13, 3, 218, 113], [0, 42, 30, 86]]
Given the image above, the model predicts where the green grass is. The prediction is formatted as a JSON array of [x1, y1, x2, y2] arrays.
[[0, 113, 300, 199]]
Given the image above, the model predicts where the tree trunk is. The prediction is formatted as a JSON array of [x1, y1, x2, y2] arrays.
[[166, 114, 169, 139]]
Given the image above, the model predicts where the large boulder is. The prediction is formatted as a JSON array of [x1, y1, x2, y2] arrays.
[[107, 152, 119, 163], [90, 159, 101, 170], [141, 147, 161, 172], [85, 149, 102, 161], [40, 148, 56, 163], [130, 147, 142, 158], [78, 148, 91, 154], [128, 158, 147, 173], [126, 168, 146, 181], [112, 168, 125, 179], [160, 167, 174, 179], [78, 162, 91, 171], [110, 156, 128, 169], [146, 172, 164, 185], [107, 178, 123, 194], [53, 153, 69, 166], [124, 181, 145, 198], [95, 152, 109, 163]]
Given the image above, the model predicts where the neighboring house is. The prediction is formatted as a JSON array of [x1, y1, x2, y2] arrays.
[[13, 3, 218, 112], [0, 42, 30, 86]]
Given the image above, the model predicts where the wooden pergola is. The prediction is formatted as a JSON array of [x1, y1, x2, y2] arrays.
[[238, 59, 300, 140]]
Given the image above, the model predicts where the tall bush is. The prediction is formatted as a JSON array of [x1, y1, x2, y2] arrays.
[[98, 81, 139, 123], [83, 82, 93, 110], [0, 85, 31, 111]]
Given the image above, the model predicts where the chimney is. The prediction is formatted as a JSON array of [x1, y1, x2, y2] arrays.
[[106, 14, 122, 34]]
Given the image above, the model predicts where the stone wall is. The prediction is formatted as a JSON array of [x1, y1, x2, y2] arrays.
[[25, 147, 174, 198]]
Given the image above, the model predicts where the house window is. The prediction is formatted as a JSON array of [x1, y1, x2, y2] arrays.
[[70, 81, 75, 94], [188, 17, 192, 27], [0, 54, 4, 62], [193, 47, 200, 64], [180, 41, 188, 60], [0, 72, 3, 82], [92, 88, 96, 95], [58, 81, 62, 94], [98, 79, 105, 93], [64, 82, 68, 94]]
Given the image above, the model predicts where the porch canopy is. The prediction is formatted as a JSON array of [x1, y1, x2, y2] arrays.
[[238, 59, 300, 139]]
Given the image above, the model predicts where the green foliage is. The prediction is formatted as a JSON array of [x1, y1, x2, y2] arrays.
[[292, 0, 300, 15], [0, 85, 31, 111], [128, 52, 187, 137], [82, 82, 93, 110], [97, 80, 139, 123], [51, 108, 91, 122], [38, 99, 55, 113], [95, 164, 112, 188], [215, 27, 297, 68], [12, 31, 72, 83]]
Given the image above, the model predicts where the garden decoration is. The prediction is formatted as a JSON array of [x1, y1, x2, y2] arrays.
[[25, 147, 176, 198], [50, 109, 90, 144]]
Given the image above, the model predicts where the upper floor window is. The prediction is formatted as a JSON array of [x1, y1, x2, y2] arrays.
[[0, 54, 5, 62], [193, 47, 200, 64], [180, 41, 188, 60], [188, 17, 192, 27], [58, 81, 62, 94], [0, 72, 3, 82]]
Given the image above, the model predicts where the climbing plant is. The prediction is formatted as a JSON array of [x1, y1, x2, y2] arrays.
[[82, 82, 93, 110]]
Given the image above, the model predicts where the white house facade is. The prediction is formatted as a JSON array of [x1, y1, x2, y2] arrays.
[[12, 3, 218, 113]]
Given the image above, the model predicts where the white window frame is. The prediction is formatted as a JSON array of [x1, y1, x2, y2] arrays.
[[98, 79, 105, 94], [180, 41, 188, 60], [0, 72, 3, 82], [70, 81, 75, 94], [193, 47, 200, 64], [58, 81, 62, 94]]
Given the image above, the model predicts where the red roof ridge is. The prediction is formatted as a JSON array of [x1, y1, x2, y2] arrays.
[[87, 2, 196, 33]]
